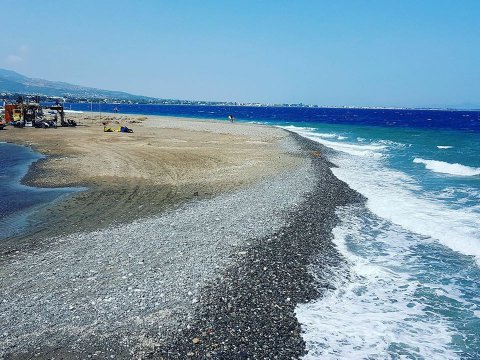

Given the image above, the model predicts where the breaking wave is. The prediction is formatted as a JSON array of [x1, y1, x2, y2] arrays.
[[413, 158, 480, 176]]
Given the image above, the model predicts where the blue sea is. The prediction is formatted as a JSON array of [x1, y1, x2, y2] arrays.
[[23, 105, 480, 357], [0, 142, 77, 240]]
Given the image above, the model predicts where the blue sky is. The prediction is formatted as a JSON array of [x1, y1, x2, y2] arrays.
[[1, 0, 479, 108]]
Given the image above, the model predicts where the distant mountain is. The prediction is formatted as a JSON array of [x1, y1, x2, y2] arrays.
[[0, 68, 155, 101]]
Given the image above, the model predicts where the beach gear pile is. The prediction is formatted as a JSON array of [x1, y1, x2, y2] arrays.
[[118, 125, 133, 133], [103, 125, 133, 133]]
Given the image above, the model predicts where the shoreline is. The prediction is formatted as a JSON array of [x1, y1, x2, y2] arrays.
[[0, 116, 362, 358], [153, 133, 364, 359]]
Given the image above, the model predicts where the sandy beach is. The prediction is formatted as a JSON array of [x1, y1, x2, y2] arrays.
[[0, 114, 301, 255], [0, 115, 360, 359]]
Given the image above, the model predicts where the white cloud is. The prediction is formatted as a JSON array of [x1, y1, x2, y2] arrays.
[[5, 45, 29, 65], [6, 54, 24, 65]]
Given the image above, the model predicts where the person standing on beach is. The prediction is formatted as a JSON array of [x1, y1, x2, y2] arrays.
[[228, 114, 235, 123]]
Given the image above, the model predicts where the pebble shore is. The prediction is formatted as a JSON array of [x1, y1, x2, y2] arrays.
[[0, 132, 362, 359], [154, 134, 363, 359]]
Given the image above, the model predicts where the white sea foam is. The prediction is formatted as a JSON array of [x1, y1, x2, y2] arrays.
[[304, 132, 340, 139], [413, 158, 480, 176], [437, 145, 453, 149], [375, 139, 408, 148], [332, 157, 480, 263], [278, 126, 346, 140], [286, 125, 480, 358], [279, 125, 316, 132], [296, 207, 460, 359], [285, 125, 480, 263], [295, 131, 386, 158]]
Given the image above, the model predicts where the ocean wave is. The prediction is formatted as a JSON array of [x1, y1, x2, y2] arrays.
[[413, 158, 480, 176], [375, 139, 410, 148], [277, 126, 347, 140], [296, 206, 461, 359], [437, 145, 453, 149], [281, 126, 385, 158], [282, 124, 480, 261], [307, 137, 385, 158], [330, 154, 480, 263], [277, 125, 316, 132], [315, 133, 340, 139]]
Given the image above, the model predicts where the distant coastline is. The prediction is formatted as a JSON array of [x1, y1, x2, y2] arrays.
[[1, 92, 479, 112]]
